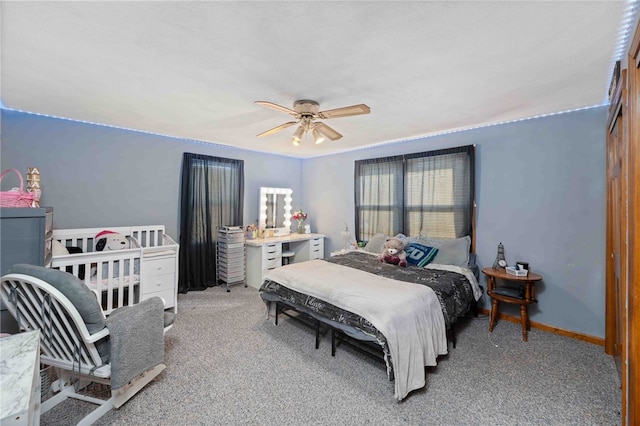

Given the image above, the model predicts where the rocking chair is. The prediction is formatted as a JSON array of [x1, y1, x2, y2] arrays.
[[0, 264, 167, 425]]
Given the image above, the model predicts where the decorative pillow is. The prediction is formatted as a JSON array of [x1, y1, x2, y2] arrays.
[[51, 240, 69, 256], [363, 233, 387, 253], [394, 233, 410, 247], [405, 243, 439, 267], [416, 235, 471, 268], [94, 230, 130, 251]]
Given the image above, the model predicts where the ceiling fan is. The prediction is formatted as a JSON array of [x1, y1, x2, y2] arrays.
[[255, 99, 370, 145]]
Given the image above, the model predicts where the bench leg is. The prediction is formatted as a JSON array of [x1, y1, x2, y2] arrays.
[[331, 329, 336, 356], [520, 304, 529, 341], [489, 299, 499, 332], [446, 325, 457, 349]]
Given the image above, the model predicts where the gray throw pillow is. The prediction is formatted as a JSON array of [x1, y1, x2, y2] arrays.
[[415, 235, 471, 267], [363, 233, 387, 253]]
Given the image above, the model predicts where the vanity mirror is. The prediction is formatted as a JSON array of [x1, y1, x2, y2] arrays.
[[259, 187, 292, 234]]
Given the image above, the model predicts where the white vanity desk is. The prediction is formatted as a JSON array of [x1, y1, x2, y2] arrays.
[[246, 233, 325, 288]]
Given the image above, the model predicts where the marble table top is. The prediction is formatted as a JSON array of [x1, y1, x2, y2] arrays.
[[0, 331, 40, 421]]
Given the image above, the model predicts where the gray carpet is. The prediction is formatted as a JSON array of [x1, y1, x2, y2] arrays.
[[41, 285, 621, 425]]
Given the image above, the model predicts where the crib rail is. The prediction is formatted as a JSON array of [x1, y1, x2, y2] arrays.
[[53, 226, 136, 253], [50, 249, 142, 315]]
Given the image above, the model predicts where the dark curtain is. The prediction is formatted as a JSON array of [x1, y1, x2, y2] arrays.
[[178, 153, 244, 293], [355, 145, 474, 242]]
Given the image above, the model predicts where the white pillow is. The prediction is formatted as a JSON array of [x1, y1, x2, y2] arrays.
[[416, 235, 471, 267], [363, 233, 387, 253], [51, 239, 69, 256]]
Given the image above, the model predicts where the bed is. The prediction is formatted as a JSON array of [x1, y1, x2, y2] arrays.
[[258, 236, 482, 401]]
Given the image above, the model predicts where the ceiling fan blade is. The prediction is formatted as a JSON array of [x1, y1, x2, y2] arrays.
[[255, 101, 297, 116], [257, 121, 298, 138], [317, 104, 370, 119], [315, 122, 343, 141]]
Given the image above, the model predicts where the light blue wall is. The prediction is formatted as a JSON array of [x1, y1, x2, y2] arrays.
[[302, 106, 607, 338], [0, 110, 302, 239], [1, 106, 607, 338]]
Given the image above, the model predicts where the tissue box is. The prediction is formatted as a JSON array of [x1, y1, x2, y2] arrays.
[[505, 266, 528, 277]]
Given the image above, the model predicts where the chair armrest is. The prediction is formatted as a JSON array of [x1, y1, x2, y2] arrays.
[[106, 297, 165, 389], [86, 327, 110, 343]]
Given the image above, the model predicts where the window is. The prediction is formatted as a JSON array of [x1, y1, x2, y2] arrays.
[[355, 146, 474, 242]]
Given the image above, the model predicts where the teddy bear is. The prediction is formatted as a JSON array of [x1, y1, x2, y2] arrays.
[[378, 237, 407, 267], [94, 230, 131, 251]]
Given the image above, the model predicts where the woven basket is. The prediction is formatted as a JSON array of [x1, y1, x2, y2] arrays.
[[0, 168, 36, 208]]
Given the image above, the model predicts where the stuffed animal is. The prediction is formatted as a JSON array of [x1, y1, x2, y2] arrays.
[[379, 237, 407, 267], [94, 230, 130, 251]]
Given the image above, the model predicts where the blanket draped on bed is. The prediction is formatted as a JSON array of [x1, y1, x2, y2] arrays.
[[106, 297, 165, 390], [264, 260, 448, 401]]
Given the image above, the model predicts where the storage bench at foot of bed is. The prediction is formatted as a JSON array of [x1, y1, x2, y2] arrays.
[[329, 327, 394, 381], [274, 302, 324, 350], [271, 299, 468, 387], [271, 300, 395, 381]]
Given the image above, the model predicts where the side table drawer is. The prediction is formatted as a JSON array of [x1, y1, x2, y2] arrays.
[[264, 257, 281, 270], [142, 288, 176, 309], [309, 249, 323, 260], [310, 238, 324, 259], [263, 243, 282, 258], [142, 272, 175, 295], [309, 238, 323, 248], [144, 257, 176, 276]]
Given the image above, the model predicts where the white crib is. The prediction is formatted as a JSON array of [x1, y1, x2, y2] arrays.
[[51, 225, 179, 316]]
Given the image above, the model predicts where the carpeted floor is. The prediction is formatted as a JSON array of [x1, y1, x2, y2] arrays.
[[41, 285, 621, 425]]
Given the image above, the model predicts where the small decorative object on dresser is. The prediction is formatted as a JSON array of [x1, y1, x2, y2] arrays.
[[292, 209, 307, 234], [492, 242, 507, 269], [341, 223, 351, 251], [26, 167, 42, 207], [0, 169, 37, 208]]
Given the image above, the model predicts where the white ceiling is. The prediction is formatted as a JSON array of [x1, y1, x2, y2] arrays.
[[1, 1, 634, 158]]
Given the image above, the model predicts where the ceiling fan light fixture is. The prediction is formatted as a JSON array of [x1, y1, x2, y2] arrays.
[[256, 99, 370, 145], [312, 128, 326, 144], [292, 125, 304, 145]]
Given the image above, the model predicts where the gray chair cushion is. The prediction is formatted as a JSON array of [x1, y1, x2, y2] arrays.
[[10, 264, 106, 333], [9, 264, 110, 361]]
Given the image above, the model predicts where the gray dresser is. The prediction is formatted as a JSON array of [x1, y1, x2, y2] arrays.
[[0, 207, 53, 333]]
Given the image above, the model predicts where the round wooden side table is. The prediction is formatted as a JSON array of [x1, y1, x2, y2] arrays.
[[481, 267, 543, 341]]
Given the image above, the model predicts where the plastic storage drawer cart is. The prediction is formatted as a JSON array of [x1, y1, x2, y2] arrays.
[[216, 226, 246, 292]]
